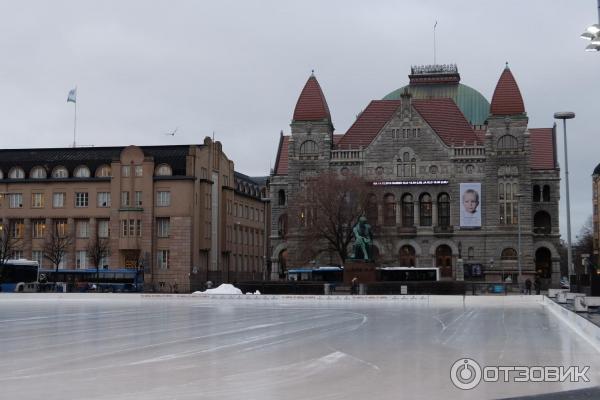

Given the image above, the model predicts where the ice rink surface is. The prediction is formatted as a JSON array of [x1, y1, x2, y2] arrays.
[[1, 294, 599, 400]]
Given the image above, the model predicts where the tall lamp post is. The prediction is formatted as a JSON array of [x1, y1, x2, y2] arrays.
[[516, 193, 524, 288], [580, 0, 600, 51], [554, 112, 575, 289]]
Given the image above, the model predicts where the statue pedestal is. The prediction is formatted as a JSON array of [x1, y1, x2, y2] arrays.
[[344, 260, 377, 285]]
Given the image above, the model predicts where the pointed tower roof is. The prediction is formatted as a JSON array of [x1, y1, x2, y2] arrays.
[[292, 74, 332, 122], [490, 64, 525, 116]]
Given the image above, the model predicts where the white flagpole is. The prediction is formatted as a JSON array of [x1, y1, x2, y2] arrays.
[[73, 98, 77, 147], [434, 21, 438, 65]]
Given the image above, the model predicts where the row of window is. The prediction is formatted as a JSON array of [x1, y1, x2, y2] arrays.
[[6, 217, 178, 239], [18, 249, 167, 270], [2, 191, 171, 208], [0, 164, 173, 180], [377, 192, 450, 227], [226, 226, 264, 247], [231, 201, 264, 222], [231, 254, 262, 272]]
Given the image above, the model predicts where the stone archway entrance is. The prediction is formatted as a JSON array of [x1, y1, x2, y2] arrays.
[[535, 248, 552, 279], [399, 245, 416, 267], [278, 249, 288, 279], [436, 245, 453, 278]]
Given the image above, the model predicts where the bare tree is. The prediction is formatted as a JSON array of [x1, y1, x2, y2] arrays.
[[43, 226, 73, 283], [0, 223, 22, 266], [574, 216, 594, 275], [288, 171, 375, 265], [87, 237, 110, 283]]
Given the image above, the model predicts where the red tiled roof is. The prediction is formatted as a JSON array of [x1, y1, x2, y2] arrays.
[[336, 100, 401, 148], [333, 134, 344, 146], [529, 128, 556, 170], [292, 76, 331, 121], [490, 68, 525, 116], [274, 135, 290, 175], [413, 98, 480, 145]]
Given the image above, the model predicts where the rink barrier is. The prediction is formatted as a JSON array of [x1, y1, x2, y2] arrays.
[[543, 296, 600, 354]]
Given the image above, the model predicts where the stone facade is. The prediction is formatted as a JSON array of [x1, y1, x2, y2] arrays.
[[270, 66, 562, 286]]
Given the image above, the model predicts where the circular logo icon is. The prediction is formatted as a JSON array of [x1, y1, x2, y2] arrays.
[[450, 358, 482, 390]]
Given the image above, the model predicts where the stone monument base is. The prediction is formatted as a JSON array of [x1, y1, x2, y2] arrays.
[[344, 260, 377, 285]]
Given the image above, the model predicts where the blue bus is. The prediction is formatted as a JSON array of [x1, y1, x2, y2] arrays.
[[39, 268, 143, 292], [0, 260, 39, 292]]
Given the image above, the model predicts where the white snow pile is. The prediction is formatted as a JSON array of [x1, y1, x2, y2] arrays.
[[192, 284, 262, 295]]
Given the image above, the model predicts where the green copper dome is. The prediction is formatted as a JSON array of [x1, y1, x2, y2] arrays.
[[383, 82, 490, 126]]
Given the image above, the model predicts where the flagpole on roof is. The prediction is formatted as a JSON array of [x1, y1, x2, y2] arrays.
[[67, 87, 77, 147]]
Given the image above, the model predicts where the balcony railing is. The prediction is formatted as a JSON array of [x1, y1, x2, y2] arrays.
[[331, 149, 363, 161], [451, 145, 485, 159]]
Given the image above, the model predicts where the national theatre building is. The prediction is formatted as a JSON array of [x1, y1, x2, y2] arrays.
[[270, 64, 562, 286]]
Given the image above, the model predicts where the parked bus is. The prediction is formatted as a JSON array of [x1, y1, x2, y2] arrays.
[[0, 259, 39, 292], [286, 266, 344, 282], [39, 268, 143, 292], [377, 267, 440, 282]]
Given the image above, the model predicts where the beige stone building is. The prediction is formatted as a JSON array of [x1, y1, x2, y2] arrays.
[[0, 137, 269, 292]]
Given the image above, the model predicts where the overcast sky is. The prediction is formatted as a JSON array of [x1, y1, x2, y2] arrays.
[[1, 0, 598, 238]]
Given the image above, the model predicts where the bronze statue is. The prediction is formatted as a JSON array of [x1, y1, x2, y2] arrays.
[[352, 216, 373, 261]]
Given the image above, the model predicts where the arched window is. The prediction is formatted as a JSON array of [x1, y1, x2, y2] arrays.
[[278, 189, 286, 206], [533, 185, 541, 202], [299, 140, 318, 159], [73, 165, 91, 178], [278, 214, 288, 238], [501, 248, 518, 261], [383, 193, 396, 226], [542, 185, 550, 202], [52, 166, 68, 178], [533, 211, 551, 234], [155, 164, 172, 176], [437, 193, 450, 227], [399, 245, 416, 267], [419, 193, 432, 226], [96, 164, 112, 177], [397, 152, 416, 177], [497, 135, 518, 150], [499, 180, 518, 225], [8, 167, 25, 179], [402, 194, 414, 227], [30, 166, 47, 179], [366, 194, 378, 224], [535, 248, 552, 279]]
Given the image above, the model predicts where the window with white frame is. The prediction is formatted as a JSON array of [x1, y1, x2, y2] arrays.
[[32, 220, 46, 239], [121, 191, 130, 207], [30, 166, 47, 179], [121, 166, 130, 177], [32, 250, 43, 266], [52, 166, 68, 178], [31, 193, 44, 208], [99, 255, 109, 269], [155, 164, 172, 176], [74, 165, 91, 178], [134, 191, 143, 207], [499, 180, 519, 225], [95, 165, 111, 177], [9, 193, 22, 208], [97, 192, 111, 207], [58, 254, 67, 269], [76, 250, 87, 269], [53, 192, 65, 208], [8, 167, 25, 179], [75, 192, 88, 207], [10, 219, 24, 238], [135, 165, 143, 177], [12, 250, 23, 260], [156, 218, 170, 237], [120, 219, 142, 237], [157, 250, 169, 269], [97, 219, 110, 238], [54, 219, 68, 236], [76, 220, 89, 238], [156, 191, 170, 207]]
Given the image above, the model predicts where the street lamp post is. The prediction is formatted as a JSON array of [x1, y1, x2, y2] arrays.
[[516, 193, 524, 288], [580, 0, 600, 51], [554, 111, 575, 290]]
